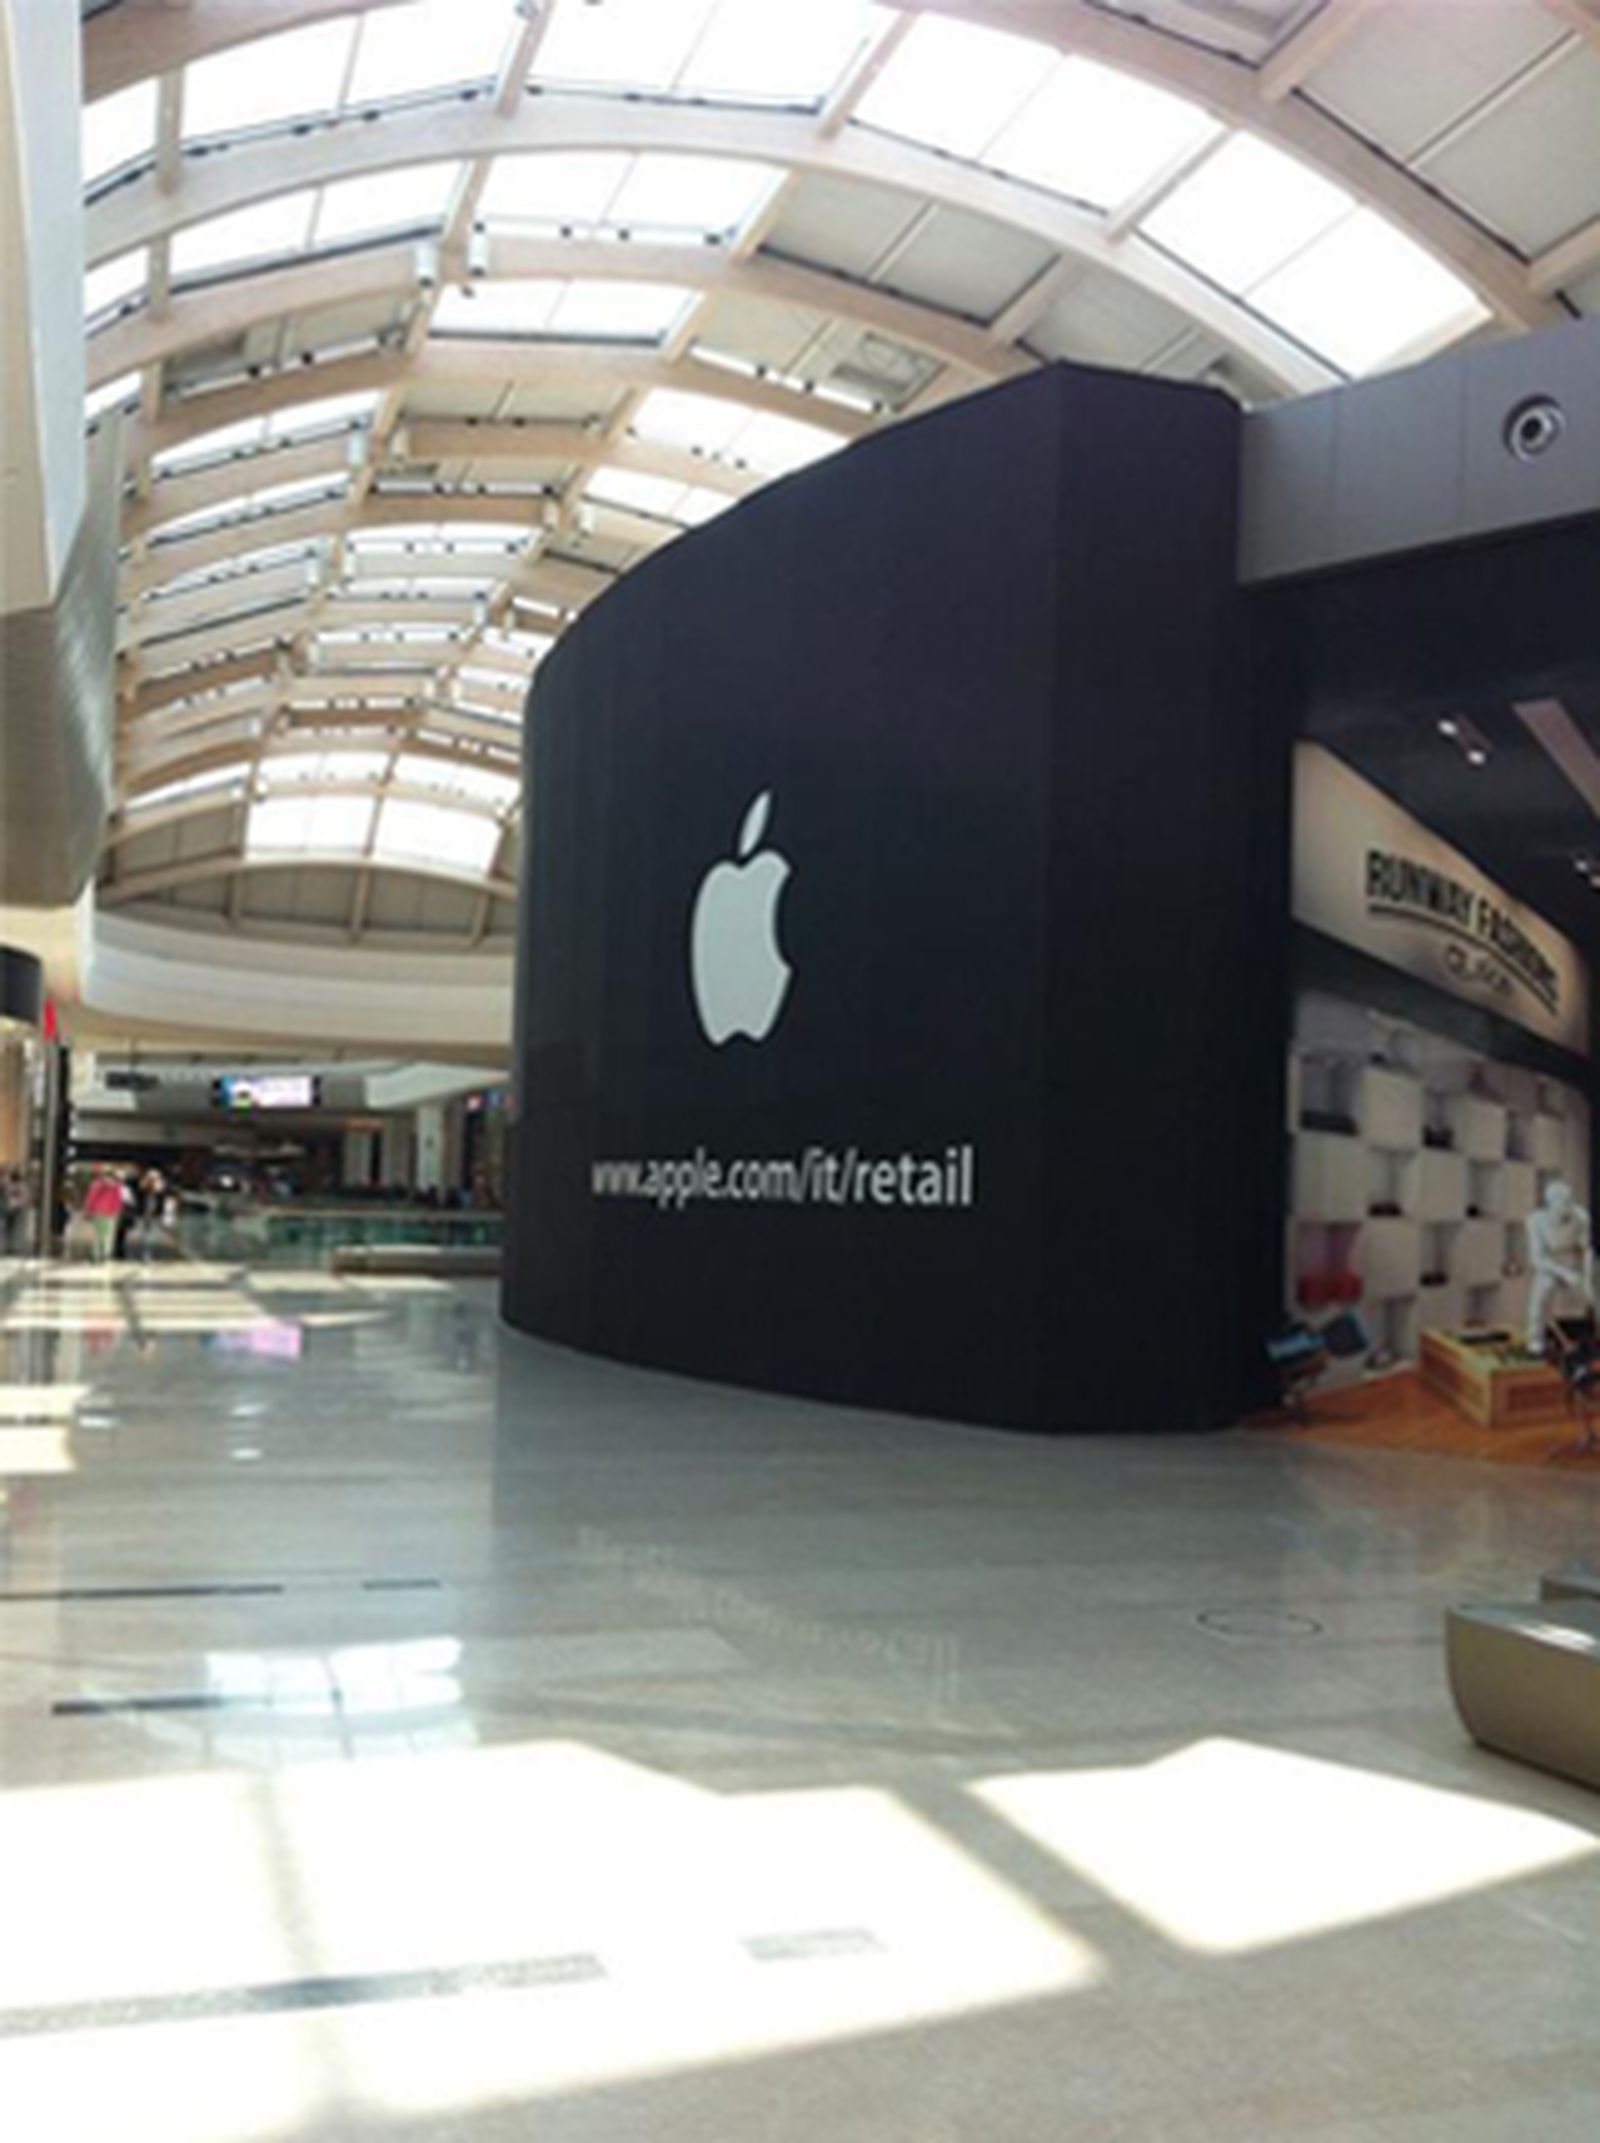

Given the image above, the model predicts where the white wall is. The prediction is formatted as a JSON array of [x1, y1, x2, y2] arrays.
[[0, 0, 86, 609], [83, 911, 513, 1059]]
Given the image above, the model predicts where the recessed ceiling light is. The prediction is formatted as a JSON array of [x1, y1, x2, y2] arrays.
[[1465, 747, 1488, 767], [1437, 718, 1459, 737]]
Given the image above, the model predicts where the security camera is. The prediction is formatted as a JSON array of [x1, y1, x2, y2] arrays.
[[1504, 395, 1565, 463]]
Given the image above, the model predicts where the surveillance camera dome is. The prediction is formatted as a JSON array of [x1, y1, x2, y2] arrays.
[[1504, 395, 1565, 463]]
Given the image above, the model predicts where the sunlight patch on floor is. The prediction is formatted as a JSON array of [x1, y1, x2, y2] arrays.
[[973, 1736, 1598, 1956]]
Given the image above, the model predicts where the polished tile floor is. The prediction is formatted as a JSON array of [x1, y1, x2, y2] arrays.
[[1, 1257, 1598, 2142]]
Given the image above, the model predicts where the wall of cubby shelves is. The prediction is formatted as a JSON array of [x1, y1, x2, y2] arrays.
[[1287, 991, 1592, 1369]]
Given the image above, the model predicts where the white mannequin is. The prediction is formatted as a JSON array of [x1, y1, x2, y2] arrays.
[[1525, 1179, 1594, 1351]]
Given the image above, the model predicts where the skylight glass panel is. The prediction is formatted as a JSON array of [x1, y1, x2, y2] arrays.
[[395, 754, 519, 803], [345, 0, 511, 105], [85, 249, 148, 323], [588, 468, 696, 521], [87, 372, 140, 424], [1141, 135, 1353, 296], [632, 388, 748, 458], [453, 697, 522, 725], [132, 764, 249, 810], [83, 80, 158, 188], [182, 19, 357, 141], [478, 153, 632, 227], [731, 412, 842, 476], [480, 627, 553, 661], [348, 575, 494, 601], [266, 390, 381, 442], [312, 163, 463, 246], [678, 0, 877, 104], [434, 279, 692, 340], [590, 469, 736, 529], [679, 487, 736, 526], [854, 16, 1056, 160], [263, 749, 389, 786], [153, 418, 268, 475], [374, 799, 501, 873], [349, 523, 527, 552], [1248, 209, 1490, 376], [247, 793, 375, 855], [456, 664, 522, 691], [433, 283, 563, 337], [151, 474, 344, 539], [551, 281, 694, 340], [606, 155, 782, 239], [985, 57, 1220, 212], [170, 194, 318, 279], [533, 0, 716, 93]]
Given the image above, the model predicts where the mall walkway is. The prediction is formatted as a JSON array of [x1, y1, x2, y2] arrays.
[[1, 1259, 1598, 2142]]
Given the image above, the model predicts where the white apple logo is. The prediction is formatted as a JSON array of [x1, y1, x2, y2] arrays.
[[690, 790, 793, 1046]]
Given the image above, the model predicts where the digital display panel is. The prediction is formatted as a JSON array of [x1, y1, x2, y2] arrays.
[[213, 1074, 319, 1111]]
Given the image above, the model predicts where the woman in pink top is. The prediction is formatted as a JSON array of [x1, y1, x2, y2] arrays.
[[83, 1168, 125, 1264]]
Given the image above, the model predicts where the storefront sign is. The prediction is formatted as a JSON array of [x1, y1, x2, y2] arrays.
[[1293, 744, 1589, 1056]]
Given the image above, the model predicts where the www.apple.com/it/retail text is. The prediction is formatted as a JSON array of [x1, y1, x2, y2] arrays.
[[591, 1145, 978, 1212]]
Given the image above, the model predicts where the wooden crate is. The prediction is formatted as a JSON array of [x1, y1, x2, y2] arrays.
[[1419, 1327, 1569, 1431]]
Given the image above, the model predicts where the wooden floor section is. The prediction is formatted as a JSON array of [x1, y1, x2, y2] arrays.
[[1251, 1368, 1600, 1469]]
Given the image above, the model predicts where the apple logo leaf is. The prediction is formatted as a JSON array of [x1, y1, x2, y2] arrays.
[[737, 790, 772, 861]]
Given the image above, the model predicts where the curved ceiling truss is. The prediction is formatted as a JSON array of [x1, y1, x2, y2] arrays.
[[82, 0, 1600, 948]]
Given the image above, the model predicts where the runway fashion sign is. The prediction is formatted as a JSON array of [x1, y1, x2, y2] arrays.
[[1293, 743, 1589, 1055]]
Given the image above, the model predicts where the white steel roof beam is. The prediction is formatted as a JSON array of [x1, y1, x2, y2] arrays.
[[101, 850, 518, 908]]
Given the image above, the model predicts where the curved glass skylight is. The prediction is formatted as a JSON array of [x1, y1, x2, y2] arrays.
[[587, 468, 734, 528], [531, 0, 878, 105], [432, 280, 696, 341], [182, 21, 357, 142], [82, 0, 1546, 935], [374, 799, 502, 874], [247, 794, 376, 856], [82, 79, 157, 188], [85, 248, 147, 324], [479, 153, 782, 242], [263, 750, 391, 788]]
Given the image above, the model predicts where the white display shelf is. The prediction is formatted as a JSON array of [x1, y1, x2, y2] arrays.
[[1502, 1160, 1537, 1220], [1460, 1219, 1503, 1288], [1359, 1065, 1424, 1151], [1361, 1217, 1421, 1297], [1418, 1278, 1466, 1331], [1417, 1148, 1467, 1221], [1534, 1115, 1567, 1169], [1450, 1095, 1508, 1162], [1292, 1131, 1367, 1225], [1286, 993, 1590, 1369]]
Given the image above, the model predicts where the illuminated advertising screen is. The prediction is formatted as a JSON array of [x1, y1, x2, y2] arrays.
[[213, 1074, 319, 1111]]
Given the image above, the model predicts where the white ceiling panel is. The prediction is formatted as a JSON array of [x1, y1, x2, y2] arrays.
[[1305, 0, 1570, 162], [367, 874, 428, 929], [168, 880, 231, 915], [692, 294, 832, 373], [874, 207, 1058, 326], [764, 174, 926, 280], [1419, 41, 1600, 255], [503, 381, 628, 425], [1025, 266, 1196, 369], [1094, 0, 1305, 64]]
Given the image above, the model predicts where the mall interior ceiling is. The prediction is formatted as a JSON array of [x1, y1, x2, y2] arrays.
[[0, 0, 1594, 1070]]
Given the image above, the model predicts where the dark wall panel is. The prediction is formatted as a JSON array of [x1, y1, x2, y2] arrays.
[[506, 364, 1276, 1430]]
